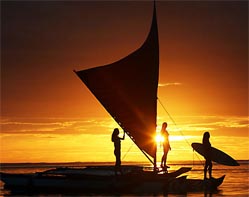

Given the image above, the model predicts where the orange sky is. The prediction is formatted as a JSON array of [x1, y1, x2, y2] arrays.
[[1, 1, 248, 163]]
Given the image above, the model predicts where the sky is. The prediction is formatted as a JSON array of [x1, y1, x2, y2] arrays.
[[1, 1, 248, 163]]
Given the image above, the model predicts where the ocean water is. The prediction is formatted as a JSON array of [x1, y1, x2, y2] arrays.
[[0, 161, 248, 197]]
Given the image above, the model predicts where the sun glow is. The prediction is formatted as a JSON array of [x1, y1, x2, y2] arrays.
[[169, 135, 187, 141], [155, 133, 164, 143]]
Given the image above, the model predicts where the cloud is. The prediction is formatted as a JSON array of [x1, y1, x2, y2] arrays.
[[158, 82, 182, 87], [158, 115, 249, 137], [1, 116, 248, 137], [0, 117, 118, 135]]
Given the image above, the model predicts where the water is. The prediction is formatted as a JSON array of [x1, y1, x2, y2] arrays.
[[0, 161, 248, 197]]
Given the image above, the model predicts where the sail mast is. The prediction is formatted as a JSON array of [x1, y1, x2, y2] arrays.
[[153, 0, 158, 171]]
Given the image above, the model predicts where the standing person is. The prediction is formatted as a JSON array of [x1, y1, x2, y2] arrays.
[[111, 128, 125, 175], [202, 131, 212, 179], [160, 122, 171, 169]]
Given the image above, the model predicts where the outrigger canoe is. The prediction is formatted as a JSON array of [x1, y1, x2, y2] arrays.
[[0, 166, 224, 194]]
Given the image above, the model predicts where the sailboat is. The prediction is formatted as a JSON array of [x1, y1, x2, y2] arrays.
[[0, 2, 225, 195]]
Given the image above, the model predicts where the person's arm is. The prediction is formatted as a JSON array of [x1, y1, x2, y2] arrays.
[[121, 132, 125, 140]]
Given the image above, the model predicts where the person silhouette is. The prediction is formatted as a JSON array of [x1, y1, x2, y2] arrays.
[[111, 128, 125, 175], [203, 131, 212, 179], [160, 122, 171, 169]]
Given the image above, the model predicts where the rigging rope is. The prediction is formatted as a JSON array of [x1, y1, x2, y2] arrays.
[[122, 141, 134, 161]]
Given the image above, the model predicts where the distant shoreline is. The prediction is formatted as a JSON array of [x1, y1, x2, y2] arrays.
[[1, 160, 248, 166]]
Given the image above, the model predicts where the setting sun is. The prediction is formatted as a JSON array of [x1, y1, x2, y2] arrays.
[[155, 133, 164, 144]]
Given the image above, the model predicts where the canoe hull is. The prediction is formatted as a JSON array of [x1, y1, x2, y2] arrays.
[[0, 166, 224, 194]]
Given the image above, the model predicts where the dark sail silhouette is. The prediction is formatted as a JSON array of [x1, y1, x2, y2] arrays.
[[75, 3, 159, 164]]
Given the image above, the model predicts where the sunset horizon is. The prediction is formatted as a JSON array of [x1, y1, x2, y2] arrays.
[[1, 115, 248, 163]]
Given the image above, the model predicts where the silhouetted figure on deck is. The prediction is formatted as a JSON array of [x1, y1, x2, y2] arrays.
[[160, 122, 171, 169], [203, 131, 213, 179], [111, 128, 125, 175]]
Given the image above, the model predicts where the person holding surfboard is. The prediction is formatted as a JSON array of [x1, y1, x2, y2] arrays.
[[160, 122, 171, 169], [202, 131, 213, 179]]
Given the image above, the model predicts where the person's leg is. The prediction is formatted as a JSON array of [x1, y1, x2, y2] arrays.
[[164, 151, 169, 167], [114, 151, 119, 175], [161, 157, 167, 168], [161, 154, 165, 167], [117, 157, 121, 167], [208, 161, 212, 178], [204, 161, 208, 179], [116, 152, 122, 174]]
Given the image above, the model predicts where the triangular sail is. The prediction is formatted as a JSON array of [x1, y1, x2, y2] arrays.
[[75, 4, 159, 161]]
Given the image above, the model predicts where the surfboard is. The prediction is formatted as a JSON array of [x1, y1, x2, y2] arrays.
[[191, 143, 239, 166]]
